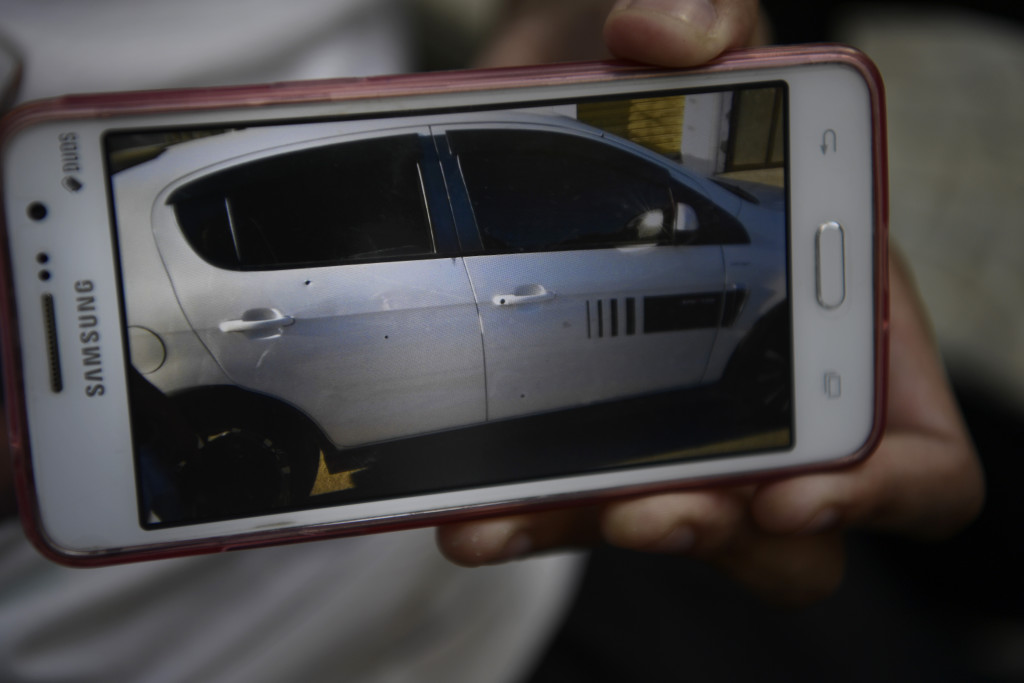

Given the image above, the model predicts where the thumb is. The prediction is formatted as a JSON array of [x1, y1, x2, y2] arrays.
[[604, 0, 762, 67]]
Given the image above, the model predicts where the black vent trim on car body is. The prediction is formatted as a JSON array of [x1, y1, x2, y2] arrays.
[[587, 293, 729, 338], [586, 297, 638, 339], [643, 292, 723, 334]]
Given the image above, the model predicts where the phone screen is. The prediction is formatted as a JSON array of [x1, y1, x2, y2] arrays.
[[104, 82, 792, 527]]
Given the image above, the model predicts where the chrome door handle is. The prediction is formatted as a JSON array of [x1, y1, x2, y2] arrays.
[[492, 284, 555, 306], [218, 309, 295, 333]]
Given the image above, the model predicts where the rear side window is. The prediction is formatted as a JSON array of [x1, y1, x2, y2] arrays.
[[168, 134, 435, 269], [449, 128, 675, 253]]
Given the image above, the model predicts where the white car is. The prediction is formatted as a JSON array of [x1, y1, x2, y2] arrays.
[[114, 111, 787, 511]]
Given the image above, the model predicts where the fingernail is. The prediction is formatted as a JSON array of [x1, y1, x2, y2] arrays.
[[612, 0, 718, 33], [650, 525, 696, 554], [803, 507, 840, 535], [497, 532, 533, 562]]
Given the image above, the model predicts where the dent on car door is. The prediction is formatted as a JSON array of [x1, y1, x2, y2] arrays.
[[440, 126, 727, 422], [153, 131, 485, 448]]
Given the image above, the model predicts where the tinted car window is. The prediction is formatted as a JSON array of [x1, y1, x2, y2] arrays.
[[449, 129, 676, 253], [168, 134, 435, 269]]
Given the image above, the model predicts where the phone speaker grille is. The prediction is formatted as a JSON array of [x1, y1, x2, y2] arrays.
[[41, 293, 63, 393]]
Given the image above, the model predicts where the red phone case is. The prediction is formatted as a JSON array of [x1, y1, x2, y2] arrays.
[[0, 44, 889, 565]]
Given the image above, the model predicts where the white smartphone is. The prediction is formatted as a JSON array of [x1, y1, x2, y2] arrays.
[[0, 45, 888, 565]]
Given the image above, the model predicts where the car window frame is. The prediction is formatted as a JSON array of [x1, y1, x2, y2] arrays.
[[165, 130, 461, 271]]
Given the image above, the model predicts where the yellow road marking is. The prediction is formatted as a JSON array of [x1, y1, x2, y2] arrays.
[[309, 451, 366, 496]]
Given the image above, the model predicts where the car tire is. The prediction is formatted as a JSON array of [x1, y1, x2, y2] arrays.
[[722, 306, 791, 429], [172, 387, 324, 519]]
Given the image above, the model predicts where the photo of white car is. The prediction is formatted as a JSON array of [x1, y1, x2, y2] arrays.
[[110, 102, 789, 522]]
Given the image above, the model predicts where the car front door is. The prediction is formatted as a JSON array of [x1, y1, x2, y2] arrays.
[[153, 131, 486, 448], [438, 125, 729, 422]]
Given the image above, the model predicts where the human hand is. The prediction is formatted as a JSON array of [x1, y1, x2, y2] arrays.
[[437, 1, 984, 605], [438, 246, 983, 602], [438, 250, 984, 604], [476, 0, 764, 67]]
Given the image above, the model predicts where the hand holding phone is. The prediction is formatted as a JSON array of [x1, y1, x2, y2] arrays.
[[440, 250, 983, 603], [436, 4, 982, 603]]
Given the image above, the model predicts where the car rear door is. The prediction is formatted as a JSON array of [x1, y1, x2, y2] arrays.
[[152, 130, 486, 448], [436, 124, 728, 422]]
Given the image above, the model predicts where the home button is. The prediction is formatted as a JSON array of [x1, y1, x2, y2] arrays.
[[816, 221, 846, 309], [824, 371, 842, 398]]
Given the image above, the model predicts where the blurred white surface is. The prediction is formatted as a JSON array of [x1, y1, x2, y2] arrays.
[[0, 0, 413, 103]]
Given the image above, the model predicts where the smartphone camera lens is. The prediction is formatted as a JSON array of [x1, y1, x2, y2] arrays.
[[27, 202, 48, 221], [38, 270, 51, 281]]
